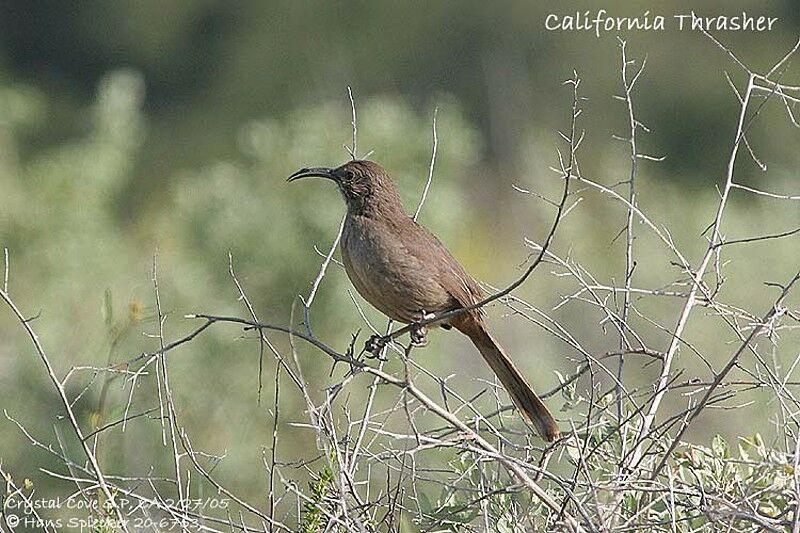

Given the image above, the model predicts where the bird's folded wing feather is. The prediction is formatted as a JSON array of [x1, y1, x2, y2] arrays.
[[399, 219, 485, 313]]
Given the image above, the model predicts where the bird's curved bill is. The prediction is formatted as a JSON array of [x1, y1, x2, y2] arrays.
[[286, 167, 336, 182]]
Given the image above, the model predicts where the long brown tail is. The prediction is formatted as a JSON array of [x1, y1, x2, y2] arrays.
[[455, 317, 560, 442]]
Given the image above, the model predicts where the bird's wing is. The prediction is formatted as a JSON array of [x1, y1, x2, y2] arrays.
[[400, 219, 485, 313]]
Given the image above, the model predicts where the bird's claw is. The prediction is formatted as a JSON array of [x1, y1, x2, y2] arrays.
[[365, 334, 388, 360], [410, 325, 429, 348]]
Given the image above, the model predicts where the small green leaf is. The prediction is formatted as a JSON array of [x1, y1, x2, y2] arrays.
[[102, 288, 113, 327]]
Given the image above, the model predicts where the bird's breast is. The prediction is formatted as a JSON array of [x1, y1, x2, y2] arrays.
[[341, 216, 452, 324]]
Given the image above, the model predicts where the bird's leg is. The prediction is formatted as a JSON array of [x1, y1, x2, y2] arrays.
[[410, 311, 435, 348], [366, 311, 435, 356]]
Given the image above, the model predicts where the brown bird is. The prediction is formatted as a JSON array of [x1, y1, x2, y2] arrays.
[[288, 160, 560, 441]]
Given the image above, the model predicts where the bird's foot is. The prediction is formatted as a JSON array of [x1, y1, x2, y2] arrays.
[[365, 334, 389, 360], [410, 325, 429, 348]]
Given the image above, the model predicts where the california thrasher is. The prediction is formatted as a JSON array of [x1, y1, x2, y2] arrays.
[[288, 160, 560, 441]]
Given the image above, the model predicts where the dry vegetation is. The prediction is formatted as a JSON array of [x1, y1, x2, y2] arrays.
[[2, 36, 800, 532]]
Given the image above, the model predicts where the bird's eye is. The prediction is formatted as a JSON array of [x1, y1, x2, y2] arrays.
[[344, 170, 355, 181]]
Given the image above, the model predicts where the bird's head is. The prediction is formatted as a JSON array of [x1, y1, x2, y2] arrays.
[[287, 160, 404, 216]]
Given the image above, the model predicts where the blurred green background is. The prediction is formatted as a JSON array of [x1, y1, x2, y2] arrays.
[[0, 0, 798, 526]]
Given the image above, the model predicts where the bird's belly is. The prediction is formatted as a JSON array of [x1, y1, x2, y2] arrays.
[[341, 223, 452, 324], [341, 244, 419, 323]]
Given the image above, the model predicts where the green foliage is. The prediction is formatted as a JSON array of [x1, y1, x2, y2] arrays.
[[2, 28, 799, 531], [300, 464, 334, 533], [163, 94, 482, 325], [553, 392, 795, 531], [673, 434, 794, 526], [0, 68, 483, 525], [416, 451, 540, 532], [410, 399, 796, 530]]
